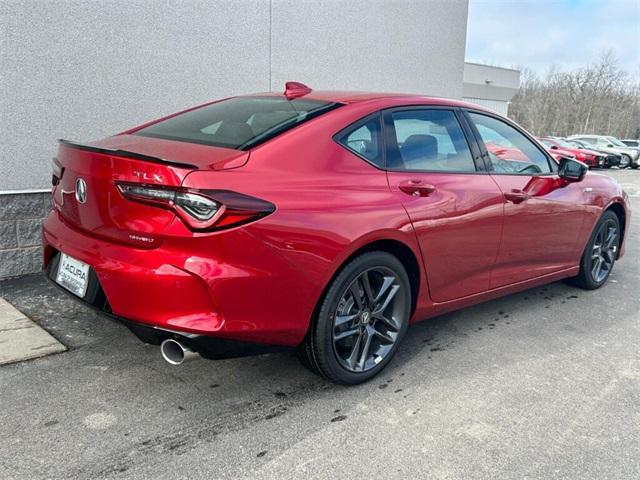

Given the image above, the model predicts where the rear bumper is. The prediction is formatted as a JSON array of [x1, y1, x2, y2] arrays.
[[43, 210, 316, 347], [44, 273, 289, 359]]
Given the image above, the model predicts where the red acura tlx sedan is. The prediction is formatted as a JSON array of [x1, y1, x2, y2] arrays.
[[44, 82, 630, 384]]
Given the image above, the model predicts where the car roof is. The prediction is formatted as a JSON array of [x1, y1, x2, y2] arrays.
[[248, 90, 493, 111]]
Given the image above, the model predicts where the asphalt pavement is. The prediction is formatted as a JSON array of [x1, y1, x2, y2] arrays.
[[1, 169, 638, 480]]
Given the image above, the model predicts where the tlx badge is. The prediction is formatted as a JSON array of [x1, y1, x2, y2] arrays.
[[133, 171, 164, 182]]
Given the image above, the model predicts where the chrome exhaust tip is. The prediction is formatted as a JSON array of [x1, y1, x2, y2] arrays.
[[160, 338, 199, 365]]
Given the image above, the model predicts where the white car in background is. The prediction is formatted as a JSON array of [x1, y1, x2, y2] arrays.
[[568, 134, 640, 169]]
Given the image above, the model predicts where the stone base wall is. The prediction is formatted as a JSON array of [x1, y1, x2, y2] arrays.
[[0, 192, 51, 279]]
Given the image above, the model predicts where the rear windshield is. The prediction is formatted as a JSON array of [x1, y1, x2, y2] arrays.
[[134, 96, 340, 150]]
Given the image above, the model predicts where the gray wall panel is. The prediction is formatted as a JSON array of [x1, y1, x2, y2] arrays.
[[1, 0, 270, 191], [271, 0, 468, 96], [1, 0, 468, 191]]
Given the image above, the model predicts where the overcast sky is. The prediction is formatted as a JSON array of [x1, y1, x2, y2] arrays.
[[465, 0, 640, 75]]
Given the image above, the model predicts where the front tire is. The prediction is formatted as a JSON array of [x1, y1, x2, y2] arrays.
[[571, 210, 620, 290], [619, 154, 631, 169], [298, 251, 411, 385]]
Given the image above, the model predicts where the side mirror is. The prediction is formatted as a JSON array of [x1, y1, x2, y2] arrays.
[[549, 145, 558, 150], [558, 157, 588, 182]]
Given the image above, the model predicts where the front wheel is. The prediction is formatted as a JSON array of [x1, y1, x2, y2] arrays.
[[298, 251, 411, 384], [570, 211, 620, 290]]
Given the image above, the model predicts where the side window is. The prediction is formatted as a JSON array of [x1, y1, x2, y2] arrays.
[[468, 112, 552, 175], [337, 116, 383, 167], [387, 109, 475, 172]]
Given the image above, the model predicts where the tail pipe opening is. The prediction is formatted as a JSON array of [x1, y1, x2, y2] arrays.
[[160, 338, 199, 365]]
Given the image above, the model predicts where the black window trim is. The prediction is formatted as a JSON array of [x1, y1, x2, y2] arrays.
[[461, 108, 558, 176]]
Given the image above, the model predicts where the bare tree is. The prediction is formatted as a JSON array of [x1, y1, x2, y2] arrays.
[[509, 51, 640, 139]]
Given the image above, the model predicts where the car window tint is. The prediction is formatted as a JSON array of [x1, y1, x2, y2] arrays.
[[135, 96, 340, 150], [337, 116, 383, 167], [387, 110, 475, 172], [468, 112, 551, 175]]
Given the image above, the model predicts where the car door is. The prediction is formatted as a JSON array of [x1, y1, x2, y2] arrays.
[[384, 107, 504, 303], [464, 110, 589, 288]]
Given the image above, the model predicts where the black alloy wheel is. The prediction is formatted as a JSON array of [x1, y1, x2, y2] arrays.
[[298, 251, 411, 384], [589, 217, 619, 283], [571, 210, 620, 290], [332, 266, 406, 373]]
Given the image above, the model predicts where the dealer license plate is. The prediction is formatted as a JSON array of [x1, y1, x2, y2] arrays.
[[55, 253, 90, 298]]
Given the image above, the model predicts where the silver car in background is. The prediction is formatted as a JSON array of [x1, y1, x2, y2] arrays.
[[568, 134, 640, 169]]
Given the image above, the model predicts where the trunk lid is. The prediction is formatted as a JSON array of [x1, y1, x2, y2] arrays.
[[53, 135, 248, 247]]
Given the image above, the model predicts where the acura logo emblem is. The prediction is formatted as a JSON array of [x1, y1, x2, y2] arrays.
[[75, 178, 87, 204]]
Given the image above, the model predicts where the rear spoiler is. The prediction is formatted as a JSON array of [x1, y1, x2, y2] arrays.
[[58, 139, 198, 169]]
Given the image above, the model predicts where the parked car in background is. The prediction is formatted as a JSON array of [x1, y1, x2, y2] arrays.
[[564, 139, 622, 168], [621, 139, 639, 148], [43, 85, 631, 384], [537, 137, 605, 168], [567, 134, 639, 169], [605, 136, 640, 160]]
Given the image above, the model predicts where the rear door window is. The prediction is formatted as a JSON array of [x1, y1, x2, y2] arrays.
[[135, 96, 340, 150], [386, 109, 476, 172]]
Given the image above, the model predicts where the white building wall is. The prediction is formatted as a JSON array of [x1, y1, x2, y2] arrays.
[[461, 97, 510, 116], [463, 62, 520, 88], [462, 62, 520, 117]]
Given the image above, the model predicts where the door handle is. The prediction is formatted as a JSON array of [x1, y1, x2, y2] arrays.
[[398, 180, 436, 197], [504, 189, 530, 204]]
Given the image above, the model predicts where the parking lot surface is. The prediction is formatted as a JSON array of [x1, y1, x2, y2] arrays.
[[1, 169, 638, 480]]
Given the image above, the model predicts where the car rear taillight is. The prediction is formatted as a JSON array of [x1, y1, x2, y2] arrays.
[[116, 182, 275, 231], [52, 158, 64, 186]]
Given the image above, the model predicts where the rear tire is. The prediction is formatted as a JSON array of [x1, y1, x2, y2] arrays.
[[570, 210, 620, 290], [297, 251, 411, 385]]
